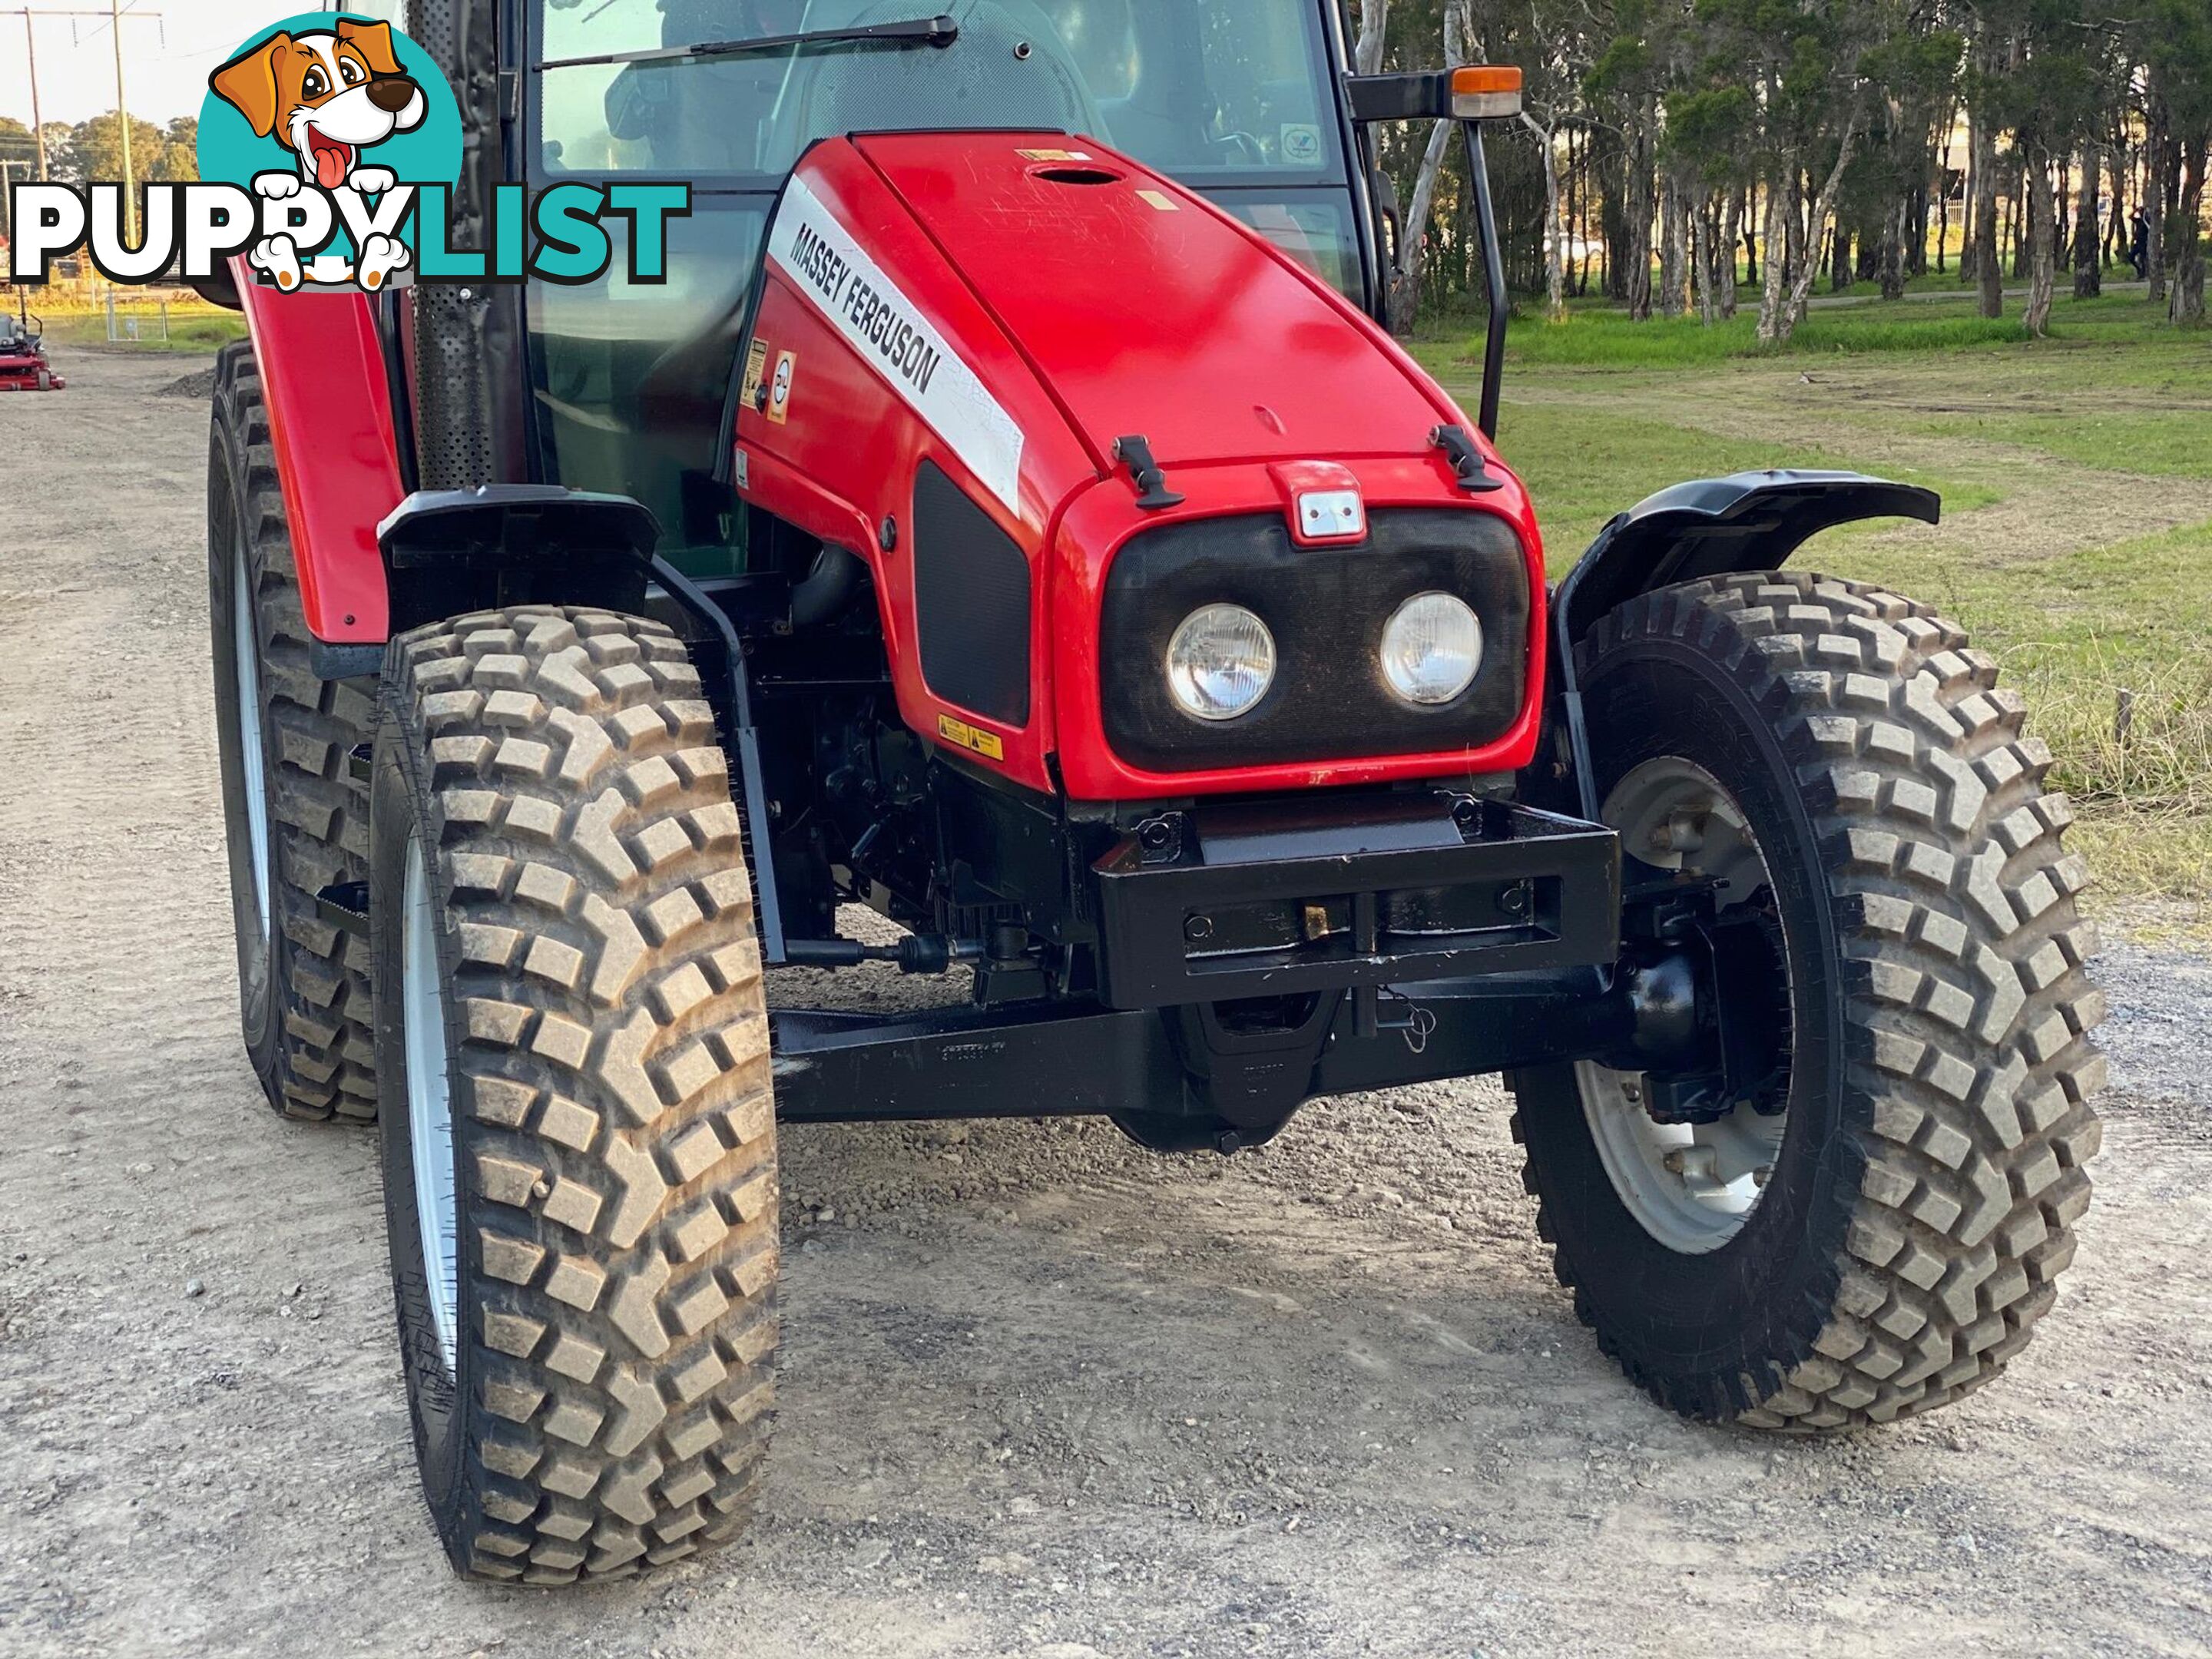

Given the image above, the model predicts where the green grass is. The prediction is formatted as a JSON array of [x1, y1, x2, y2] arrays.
[[1493, 306, 2034, 367], [1439, 396, 1990, 564], [1470, 398, 1819, 558], [1843, 519, 2212, 909], [1886, 408, 2212, 480], [1411, 283, 2202, 369], [38, 313, 247, 353]]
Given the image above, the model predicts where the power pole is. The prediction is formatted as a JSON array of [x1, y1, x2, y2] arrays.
[[18, 12, 45, 177], [7, 8, 165, 230], [107, 0, 128, 243]]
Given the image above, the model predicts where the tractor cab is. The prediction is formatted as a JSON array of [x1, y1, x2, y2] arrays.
[[524, 0, 1384, 570]]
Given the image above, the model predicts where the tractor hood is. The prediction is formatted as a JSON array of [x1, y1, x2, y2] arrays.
[[737, 132, 1545, 803], [846, 131, 1460, 472]]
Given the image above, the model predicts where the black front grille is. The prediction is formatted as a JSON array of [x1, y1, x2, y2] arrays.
[[1098, 508, 1531, 773]]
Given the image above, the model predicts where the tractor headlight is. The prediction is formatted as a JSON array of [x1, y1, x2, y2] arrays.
[[1380, 592, 1482, 706], [1165, 604, 1277, 721]]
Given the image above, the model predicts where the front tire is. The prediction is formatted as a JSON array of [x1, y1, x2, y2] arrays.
[[1512, 572, 2104, 1429], [373, 606, 780, 1581]]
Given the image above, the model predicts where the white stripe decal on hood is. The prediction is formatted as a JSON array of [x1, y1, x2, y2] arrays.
[[767, 175, 1026, 515]]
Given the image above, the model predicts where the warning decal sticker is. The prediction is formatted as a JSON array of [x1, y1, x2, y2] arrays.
[[739, 338, 769, 409], [937, 714, 1005, 762], [767, 176, 1026, 515], [767, 349, 796, 425]]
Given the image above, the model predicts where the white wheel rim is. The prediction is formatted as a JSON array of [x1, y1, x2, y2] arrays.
[[402, 836, 461, 1375], [231, 533, 272, 938], [1579, 757, 1790, 1254]]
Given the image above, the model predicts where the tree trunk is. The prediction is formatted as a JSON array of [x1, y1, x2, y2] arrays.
[[1973, 124, 2003, 316], [1659, 170, 1688, 318], [2146, 91, 2171, 302], [1567, 125, 1586, 296], [1375, 0, 1469, 336], [1938, 114, 1955, 273], [1720, 185, 1743, 316], [1385, 116, 1455, 333], [1962, 99, 1984, 284], [2055, 159, 2071, 284], [1879, 195, 1907, 300], [1910, 162, 1932, 276], [1602, 133, 1631, 300], [1756, 151, 1792, 341], [2170, 134, 2207, 326], [1779, 124, 1859, 338], [1831, 224, 1853, 292], [1691, 192, 1717, 324], [2073, 141, 2101, 298], [1522, 112, 1568, 323], [1625, 112, 1656, 320], [1785, 163, 1805, 286], [2024, 138, 2056, 336], [2104, 136, 2127, 267], [1353, 0, 1389, 75], [1742, 182, 1758, 285]]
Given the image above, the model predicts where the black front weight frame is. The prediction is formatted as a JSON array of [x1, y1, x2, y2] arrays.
[[774, 790, 1668, 1129]]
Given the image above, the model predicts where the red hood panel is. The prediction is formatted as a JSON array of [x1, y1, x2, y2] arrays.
[[853, 132, 1457, 470]]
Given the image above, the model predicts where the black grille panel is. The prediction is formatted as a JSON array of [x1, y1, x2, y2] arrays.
[[1099, 508, 1530, 772], [913, 461, 1031, 727]]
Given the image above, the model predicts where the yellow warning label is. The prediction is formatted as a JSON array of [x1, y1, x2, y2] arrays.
[[767, 349, 797, 426], [1136, 188, 1179, 212], [937, 714, 1006, 762], [1017, 147, 1092, 161], [739, 338, 770, 409]]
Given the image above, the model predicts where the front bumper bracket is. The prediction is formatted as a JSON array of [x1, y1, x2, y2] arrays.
[[1091, 793, 1619, 1010]]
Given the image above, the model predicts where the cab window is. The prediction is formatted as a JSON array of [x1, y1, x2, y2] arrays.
[[538, 0, 1346, 185]]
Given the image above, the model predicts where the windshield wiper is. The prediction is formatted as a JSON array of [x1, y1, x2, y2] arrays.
[[537, 12, 957, 72]]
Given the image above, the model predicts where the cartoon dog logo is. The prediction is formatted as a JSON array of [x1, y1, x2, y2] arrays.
[[209, 18, 426, 291]]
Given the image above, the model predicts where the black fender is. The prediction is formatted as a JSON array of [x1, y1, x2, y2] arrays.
[[373, 482, 793, 962], [369, 483, 663, 647], [1555, 469, 1941, 648], [1546, 470, 1941, 820], [377, 484, 663, 571]]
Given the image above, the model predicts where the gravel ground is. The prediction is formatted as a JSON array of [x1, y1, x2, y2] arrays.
[[2, 350, 2208, 1658], [2096, 940, 2212, 1114]]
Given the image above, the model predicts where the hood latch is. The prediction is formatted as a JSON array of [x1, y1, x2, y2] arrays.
[[1432, 424, 1505, 494], [1114, 434, 1185, 510]]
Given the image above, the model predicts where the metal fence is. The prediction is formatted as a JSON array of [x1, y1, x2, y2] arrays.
[[104, 296, 172, 343]]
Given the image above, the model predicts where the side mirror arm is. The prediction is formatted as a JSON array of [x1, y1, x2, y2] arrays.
[[1343, 68, 1521, 440]]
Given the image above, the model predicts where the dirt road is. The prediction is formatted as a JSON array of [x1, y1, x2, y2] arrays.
[[3, 353, 2209, 1658]]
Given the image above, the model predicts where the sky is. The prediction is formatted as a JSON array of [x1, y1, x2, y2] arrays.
[[0, 0, 297, 132]]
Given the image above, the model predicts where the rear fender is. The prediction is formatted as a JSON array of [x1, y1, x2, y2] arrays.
[[1546, 470, 1941, 820], [234, 263, 404, 671]]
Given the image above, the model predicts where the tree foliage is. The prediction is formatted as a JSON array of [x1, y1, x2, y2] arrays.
[[1357, 0, 2212, 331]]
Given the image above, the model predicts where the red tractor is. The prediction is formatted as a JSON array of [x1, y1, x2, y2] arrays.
[[204, 1, 2104, 1584], [0, 293, 63, 391]]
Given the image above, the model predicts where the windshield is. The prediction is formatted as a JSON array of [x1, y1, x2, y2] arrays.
[[536, 0, 1346, 184]]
